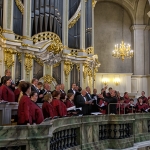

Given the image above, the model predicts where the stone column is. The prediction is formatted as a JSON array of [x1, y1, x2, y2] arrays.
[[62, 0, 69, 46], [131, 25, 146, 75], [80, 0, 86, 50], [22, 0, 32, 45], [80, 63, 83, 88], [3, 0, 14, 39], [144, 26, 150, 75]]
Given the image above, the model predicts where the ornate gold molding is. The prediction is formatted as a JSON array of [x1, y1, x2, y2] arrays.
[[76, 64, 80, 72], [34, 57, 44, 66], [17, 52, 22, 63], [15, 0, 24, 14], [64, 61, 73, 81], [4, 48, 17, 68], [68, 2, 81, 28], [42, 74, 56, 84], [15, 34, 23, 41], [53, 62, 61, 68], [93, 67, 98, 81], [83, 63, 93, 80], [32, 32, 63, 54], [86, 47, 94, 55], [24, 53, 35, 75], [70, 49, 78, 56], [92, 0, 97, 8], [68, 13, 81, 29]]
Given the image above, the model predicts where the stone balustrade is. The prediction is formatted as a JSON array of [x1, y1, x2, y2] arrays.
[[0, 112, 149, 149]]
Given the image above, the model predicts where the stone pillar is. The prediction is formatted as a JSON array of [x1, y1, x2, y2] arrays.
[[131, 25, 146, 75], [22, 0, 32, 45], [3, 0, 14, 39], [62, 0, 69, 46], [144, 26, 150, 75], [91, 2, 95, 49], [61, 61, 65, 86], [80, 63, 83, 88]]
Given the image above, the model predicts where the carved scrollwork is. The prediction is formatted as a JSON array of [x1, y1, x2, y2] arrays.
[[42, 74, 56, 84], [86, 47, 94, 55], [70, 49, 78, 56], [17, 52, 22, 63], [68, 2, 81, 28], [24, 53, 35, 75], [15, 0, 24, 14], [64, 61, 74, 81], [4, 48, 17, 68], [83, 63, 93, 80]]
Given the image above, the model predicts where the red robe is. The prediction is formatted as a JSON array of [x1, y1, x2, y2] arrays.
[[60, 100, 67, 116], [18, 95, 31, 125], [42, 101, 55, 118], [0, 88, 2, 100], [126, 103, 136, 113], [141, 96, 148, 104], [136, 103, 147, 113], [30, 101, 44, 124], [117, 103, 125, 114], [51, 98, 63, 117], [98, 99, 107, 114], [14, 88, 21, 102], [1, 85, 15, 102], [65, 99, 74, 108], [124, 96, 130, 103]]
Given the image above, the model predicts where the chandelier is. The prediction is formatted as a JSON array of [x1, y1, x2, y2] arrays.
[[112, 41, 134, 61], [112, 4, 134, 61]]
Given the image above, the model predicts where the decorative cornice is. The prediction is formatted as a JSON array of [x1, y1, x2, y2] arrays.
[[15, 0, 24, 14]]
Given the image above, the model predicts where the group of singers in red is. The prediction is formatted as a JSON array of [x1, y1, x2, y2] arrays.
[[0, 69, 150, 125]]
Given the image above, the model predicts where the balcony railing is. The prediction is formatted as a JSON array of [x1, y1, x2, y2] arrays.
[[0, 103, 149, 149]]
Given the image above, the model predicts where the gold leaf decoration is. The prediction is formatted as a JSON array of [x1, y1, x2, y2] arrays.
[[32, 32, 63, 54], [4, 48, 17, 68], [42, 74, 56, 84], [70, 49, 78, 56], [68, 13, 81, 29], [15, 0, 24, 14], [53, 62, 61, 68], [24, 53, 35, 75], [17, 52, 22, 63], [34, 57, 44, 66], [64, 61, 73, 81], [92, 0, 97, 8], [86, 47, 94, 55], [83, 63, 93, 80]]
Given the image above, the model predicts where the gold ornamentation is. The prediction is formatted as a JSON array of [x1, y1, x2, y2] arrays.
[[83, 63, 93, 80], [68, 2, 81, 28], [70, 49, 78, 56], [76, 64, 80, 72], [68, 13, 81, 28], [64, 61, 73, 81], [17, 52, 22, 63], [4, 48, 17, 68], [34, 57, 44, 66], [53, 62, 61, 68], [15, 34, 23, 41], [92, 0, 97, 8], [42, 74, 56, 84], [32, 32, 63, 54], [86, 47, 94, 55], [15, 0, 24, 14], [24, 53, 35, 75]]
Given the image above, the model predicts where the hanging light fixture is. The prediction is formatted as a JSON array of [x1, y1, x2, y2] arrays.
[[112, 2, 134, 61]]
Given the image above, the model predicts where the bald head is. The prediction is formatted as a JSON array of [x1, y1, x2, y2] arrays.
[[81, 90, 86, 96]]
